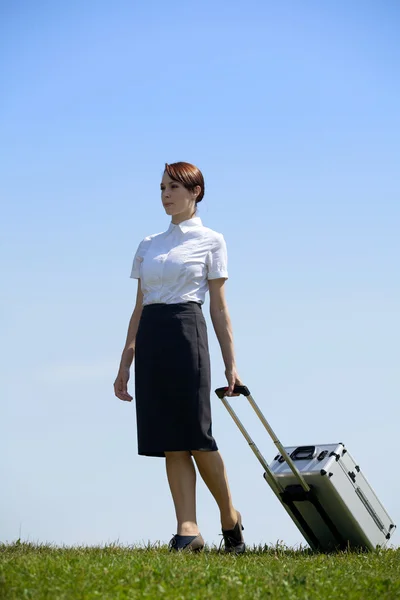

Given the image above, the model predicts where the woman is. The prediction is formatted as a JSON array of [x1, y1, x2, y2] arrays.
[[114, 161, 245, 553]]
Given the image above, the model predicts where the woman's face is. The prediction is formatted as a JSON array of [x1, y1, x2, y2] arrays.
[[160, 171, 199, 220]]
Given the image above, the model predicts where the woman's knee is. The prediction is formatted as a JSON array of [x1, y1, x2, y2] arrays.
[[191, 450, 219, 460], [164, 450, 192, 462]]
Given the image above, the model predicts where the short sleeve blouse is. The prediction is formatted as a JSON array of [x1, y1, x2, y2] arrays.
[[130, 216, 228, 306]]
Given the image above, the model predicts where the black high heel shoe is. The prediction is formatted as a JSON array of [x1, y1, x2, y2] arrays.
[[168, 533, 205, 552], [221, 511, 246, 554]]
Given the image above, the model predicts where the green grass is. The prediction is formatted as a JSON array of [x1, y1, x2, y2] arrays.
[[1, 541, 399, 600]]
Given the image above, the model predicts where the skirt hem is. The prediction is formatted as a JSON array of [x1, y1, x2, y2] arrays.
[[139, 444, 219, 458]]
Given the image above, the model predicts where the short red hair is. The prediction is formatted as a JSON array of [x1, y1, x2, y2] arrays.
[[164, 162, 205, 203]]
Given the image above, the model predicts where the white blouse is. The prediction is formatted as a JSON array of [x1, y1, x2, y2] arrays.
[[130, 216, 228, 306]]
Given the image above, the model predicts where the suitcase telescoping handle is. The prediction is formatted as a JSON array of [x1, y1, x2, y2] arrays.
[[215, 385, 310, 494]]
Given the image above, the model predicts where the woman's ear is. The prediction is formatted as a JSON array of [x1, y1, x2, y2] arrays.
[[193, 185, 201, 201]]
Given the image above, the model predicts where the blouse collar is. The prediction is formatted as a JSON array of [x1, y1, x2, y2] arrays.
[[167, 216, 203, 234]]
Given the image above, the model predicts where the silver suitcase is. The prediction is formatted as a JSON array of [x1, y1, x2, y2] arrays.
[[215, 385, 396, 551]]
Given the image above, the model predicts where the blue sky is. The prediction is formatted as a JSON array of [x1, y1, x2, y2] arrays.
[[1, 0, 399, 549]]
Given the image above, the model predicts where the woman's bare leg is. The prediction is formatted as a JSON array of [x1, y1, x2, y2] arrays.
[[191, 450, 238, 530], [165, 451, 199, 535]]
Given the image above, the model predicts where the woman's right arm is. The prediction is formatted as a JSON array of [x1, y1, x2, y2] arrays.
[[114, 280, 144, 402]]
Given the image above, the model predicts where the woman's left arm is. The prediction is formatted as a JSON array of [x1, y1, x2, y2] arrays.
[[209, 278, 243, 396]]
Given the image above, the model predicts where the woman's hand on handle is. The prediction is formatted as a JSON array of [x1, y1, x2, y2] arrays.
[[225, 367, 243, 396], [114, 368, 133, 402]]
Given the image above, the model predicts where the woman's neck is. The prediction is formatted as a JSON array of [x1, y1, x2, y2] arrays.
[[171, 211, 197, 225]]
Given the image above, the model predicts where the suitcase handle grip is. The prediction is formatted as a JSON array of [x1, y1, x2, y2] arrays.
[[291, 446, 317, 461], [215, 385, 251, 398]]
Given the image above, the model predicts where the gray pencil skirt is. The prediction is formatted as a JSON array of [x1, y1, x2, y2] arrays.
[[134, 301, 218, 457]]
